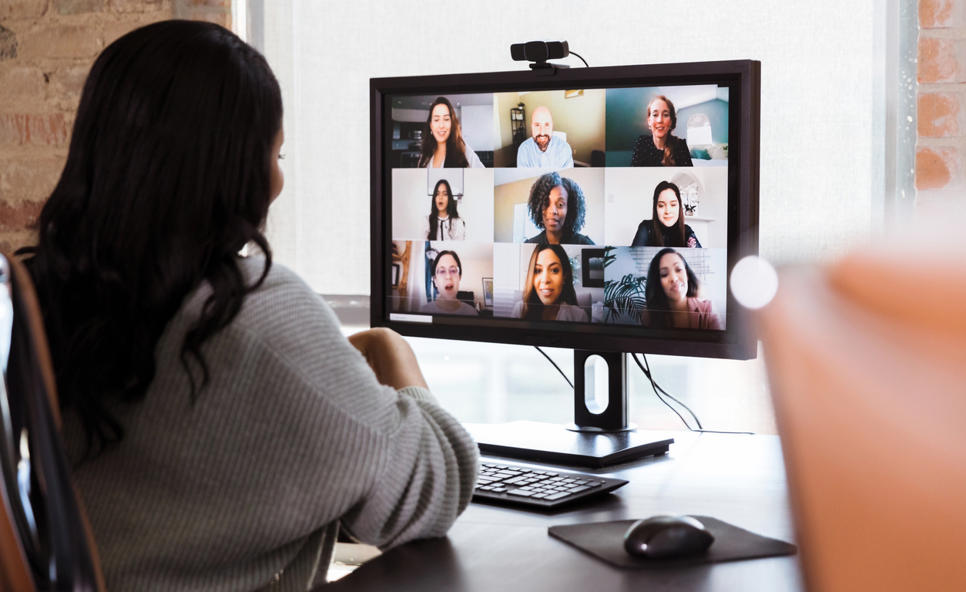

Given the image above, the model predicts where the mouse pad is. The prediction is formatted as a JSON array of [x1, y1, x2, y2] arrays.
[[548, 516, 797, 568]]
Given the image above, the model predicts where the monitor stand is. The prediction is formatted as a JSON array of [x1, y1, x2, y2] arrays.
[[465, 350, 674, 468]]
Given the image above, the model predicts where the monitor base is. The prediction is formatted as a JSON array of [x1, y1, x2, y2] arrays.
[[465, 421, 674, 469]]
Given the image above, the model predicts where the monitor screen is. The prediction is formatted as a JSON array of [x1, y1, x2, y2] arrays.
[[370, 60, 760, 360]]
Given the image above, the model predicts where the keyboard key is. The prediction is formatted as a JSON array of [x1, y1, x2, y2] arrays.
[[506, 488, 535, 497]]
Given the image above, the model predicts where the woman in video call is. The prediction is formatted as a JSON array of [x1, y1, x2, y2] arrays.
[[417, 96, 484, 168], [421, 250, 478, 316], [630, 95, 694, 167], [524, 171, 595, 245], [631, 180, 703, 247], [642, 248, 721, 330], [424, 178, 466, 240], [17, 21, 477, 591], [512, 243, 588, 322]]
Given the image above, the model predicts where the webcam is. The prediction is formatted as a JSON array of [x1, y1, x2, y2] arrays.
[[510, 40, 570, 71]]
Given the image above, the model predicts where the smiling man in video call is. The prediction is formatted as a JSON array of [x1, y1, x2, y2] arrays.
[[516, 106, 574, 168]]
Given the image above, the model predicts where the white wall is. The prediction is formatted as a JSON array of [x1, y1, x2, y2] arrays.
[[253, 0, 885, 295]]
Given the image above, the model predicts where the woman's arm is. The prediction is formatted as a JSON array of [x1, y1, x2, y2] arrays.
[[676, 137, 694, 166], [452, 218, 466, 240], [464, 143, 485, 168], [685, 225, 702, 248], [348, 327, 428, 390], [630, 135, 648, 166], [631, 221, 649, 247]]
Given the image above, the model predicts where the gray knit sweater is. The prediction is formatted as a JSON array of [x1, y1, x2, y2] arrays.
[[61, 257, 479, 591]]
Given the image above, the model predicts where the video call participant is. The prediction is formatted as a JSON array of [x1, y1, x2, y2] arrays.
[[421, 250, 478, 316], [642, 248, 721, 330], [516, 106, 574, 168], [20, 21, 478, 591], [512, 243, 589, 322], [417, 96, 484, 168], [424, 179, 466, 240], [524, 172, 595, 245], [631, 180, 703, 248], [630, 95, 693, 167]]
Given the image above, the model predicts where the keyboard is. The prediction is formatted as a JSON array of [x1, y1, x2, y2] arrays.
[[473, 460, 628, 509]]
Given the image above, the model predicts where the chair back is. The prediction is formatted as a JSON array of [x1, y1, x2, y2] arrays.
[[0, 251, 105, 591]]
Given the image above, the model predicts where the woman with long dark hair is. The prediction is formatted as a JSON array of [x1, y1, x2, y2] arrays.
[[512, 243, 588, 322], [18, 20, 476, 591], [631, 180, 702, 247], [417, 96, 484, 168], [642, 248, 720, 329], [630, 95, 694, 167], [425, 179, 466, 240]]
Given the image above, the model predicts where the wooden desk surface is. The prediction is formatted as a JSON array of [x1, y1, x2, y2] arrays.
[[326, 432, 803, 592]]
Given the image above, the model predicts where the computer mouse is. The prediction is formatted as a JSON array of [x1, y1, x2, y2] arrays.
[[623, 515, 715, 559]]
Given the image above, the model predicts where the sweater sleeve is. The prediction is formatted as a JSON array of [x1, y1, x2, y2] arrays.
[[225, 261, 479, 551], [339, 383, 480, 548]]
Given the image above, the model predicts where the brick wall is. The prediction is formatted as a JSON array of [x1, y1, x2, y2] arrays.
[[0, 0, 230, 253], [918, 0, 966, 207]]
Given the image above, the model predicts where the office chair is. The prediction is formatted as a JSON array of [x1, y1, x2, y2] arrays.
[[758, 244, 966, 592], [0, 251, 105, 591]]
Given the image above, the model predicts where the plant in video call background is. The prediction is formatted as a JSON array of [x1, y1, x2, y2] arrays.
[[602, 247, 646, 324]]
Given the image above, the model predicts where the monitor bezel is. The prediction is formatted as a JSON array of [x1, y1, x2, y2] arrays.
[[370, 59, 760, 360]]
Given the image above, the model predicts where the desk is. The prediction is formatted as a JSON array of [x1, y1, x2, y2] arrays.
[[326, 431, 803, 591]]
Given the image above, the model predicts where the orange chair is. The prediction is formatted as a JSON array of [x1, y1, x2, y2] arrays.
[[758, 246, 966, 592], [0, 251, 105, 591]]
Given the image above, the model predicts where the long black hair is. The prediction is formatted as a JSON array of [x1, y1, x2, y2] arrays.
[[17, 20, 283, 455], [427, 179, 459, 240], [644, 248, 699, 328], [417, 96, 469, 168], [646, 180, 687, 246]]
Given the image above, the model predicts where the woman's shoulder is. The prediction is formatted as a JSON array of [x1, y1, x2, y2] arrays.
[[457, 301, 478, 315], [232, 257, 337, 333], [557, 303, 588, 322], [687, 297, 713, 313], [632, 221, 651, 246], [525, 231, 546, 244], [463, 142, 484, 168], [238, 256, 308, 294]]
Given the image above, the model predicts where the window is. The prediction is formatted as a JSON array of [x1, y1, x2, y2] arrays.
[[242, 0, 913, 433]]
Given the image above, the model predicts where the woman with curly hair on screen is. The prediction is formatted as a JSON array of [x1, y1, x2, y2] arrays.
[[524, 171, 595, 245]]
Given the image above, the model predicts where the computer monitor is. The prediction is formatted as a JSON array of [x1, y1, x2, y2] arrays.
[[370, 60, 760, 467]]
